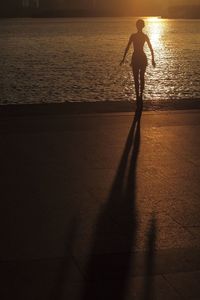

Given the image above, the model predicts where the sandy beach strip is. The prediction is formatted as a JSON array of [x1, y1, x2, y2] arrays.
[[0, 99, 200, 117]]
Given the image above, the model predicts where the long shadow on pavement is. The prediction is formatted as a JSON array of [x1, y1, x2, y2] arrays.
[[142, 215, 157, 300], [81, 106, 143, 300], [50, 218, 78, 300]]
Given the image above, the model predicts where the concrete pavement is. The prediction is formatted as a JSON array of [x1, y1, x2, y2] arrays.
[[0, 109, 200, 299]]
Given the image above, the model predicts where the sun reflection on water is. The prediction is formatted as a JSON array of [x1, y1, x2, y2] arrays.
[[145, 17, 165, 49], [144, 18, 167, 102]]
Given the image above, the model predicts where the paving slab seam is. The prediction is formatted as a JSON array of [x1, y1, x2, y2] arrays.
[[58, 109, 200, 118], [158, 140, 200, 168], [165, 213, 197, 232], [162, 273, 186, 299], [185, 227, 200, 239], [1, 109, 200, 120], [71, 253, 87, 280]]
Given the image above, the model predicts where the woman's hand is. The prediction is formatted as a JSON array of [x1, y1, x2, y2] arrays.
[[120, 59, 125, 66], [152, 59, 156, 68]]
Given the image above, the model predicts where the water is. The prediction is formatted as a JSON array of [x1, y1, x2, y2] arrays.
[[0, 17, 200, 105]]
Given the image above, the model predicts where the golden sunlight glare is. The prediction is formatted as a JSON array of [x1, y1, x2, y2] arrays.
[[147, 18, 164, 47]]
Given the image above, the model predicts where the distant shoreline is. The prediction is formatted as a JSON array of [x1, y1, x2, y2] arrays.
[[0, 16, 200, 20], [1, 4, 199, 19]]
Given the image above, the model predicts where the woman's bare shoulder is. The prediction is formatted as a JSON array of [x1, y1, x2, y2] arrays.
[[130, 33, 136, 40], [144, 33, 150, 41]]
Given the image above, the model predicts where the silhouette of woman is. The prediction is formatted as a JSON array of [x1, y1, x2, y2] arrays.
[[120, 19, 156, 103]]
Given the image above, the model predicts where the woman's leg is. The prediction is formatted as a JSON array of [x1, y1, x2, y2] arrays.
[[139, 67, 146, 99], [133, 67, 140, 100]]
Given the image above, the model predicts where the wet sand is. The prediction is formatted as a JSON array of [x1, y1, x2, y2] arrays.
[[0, 99, 200, 117]]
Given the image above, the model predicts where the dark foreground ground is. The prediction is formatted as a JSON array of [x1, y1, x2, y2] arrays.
[[0, 108, 200, 300]]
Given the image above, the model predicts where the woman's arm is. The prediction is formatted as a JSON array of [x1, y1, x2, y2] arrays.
[[146, 35, 156, 67], [120, 35, 133, 65]]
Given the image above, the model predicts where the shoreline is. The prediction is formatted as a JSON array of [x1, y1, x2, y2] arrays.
[[0, 15, 199, 20], [0, 99, 200, 116]]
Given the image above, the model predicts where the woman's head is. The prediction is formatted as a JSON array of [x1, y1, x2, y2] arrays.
[[136, 19, 145, 31]]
